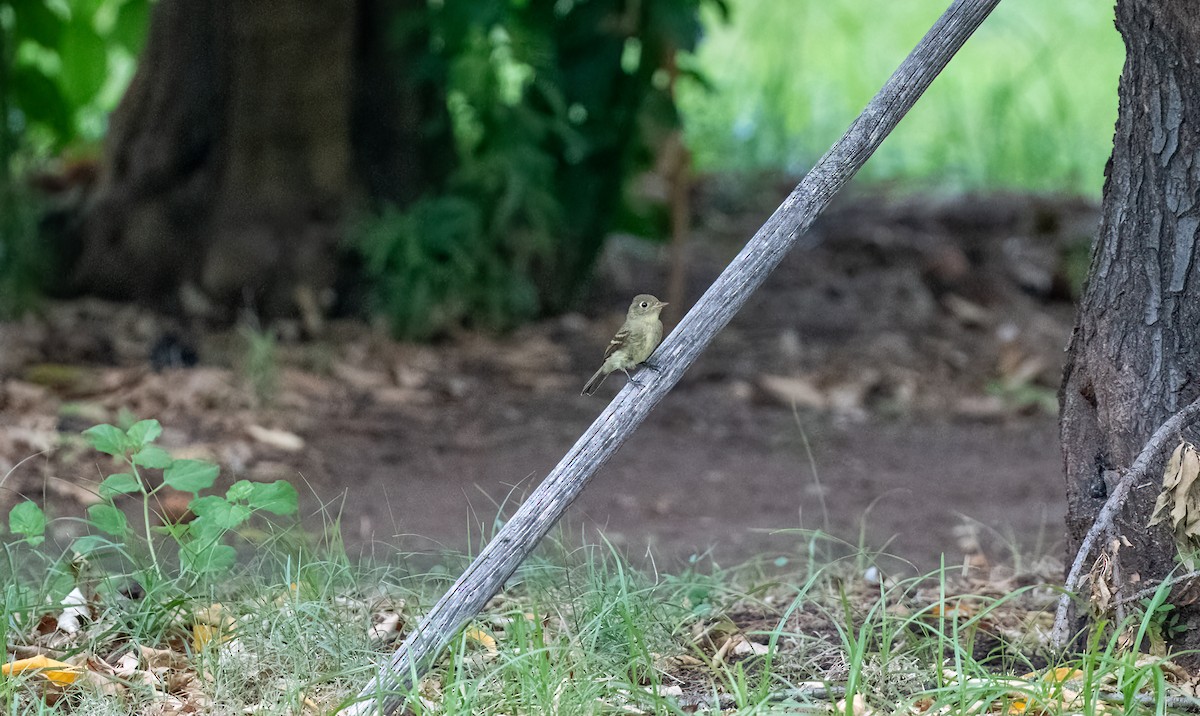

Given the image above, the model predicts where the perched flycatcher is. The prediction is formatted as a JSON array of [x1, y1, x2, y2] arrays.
[[581, 294, 668, 396]]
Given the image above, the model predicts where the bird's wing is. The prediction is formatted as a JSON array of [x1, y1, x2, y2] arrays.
[[603, 328, 630, 361]]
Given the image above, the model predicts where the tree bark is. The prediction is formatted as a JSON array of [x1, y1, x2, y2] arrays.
[[78, 0, 355, 319], [1060, 0, 1200, 646]]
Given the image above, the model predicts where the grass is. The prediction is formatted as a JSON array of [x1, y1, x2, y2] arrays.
[[3, 521, 1193, 714], [682, 0, 1123, 195], [1, 422, 1191, 713]]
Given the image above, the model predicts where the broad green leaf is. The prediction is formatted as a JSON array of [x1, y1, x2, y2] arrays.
[[99, 472, 141, 499], [70, 535, 109, 555], [248, 481, 299, 516], [180, 542, 236, 575], [163, 460, 218, 493], [190, 496, 251, 531], [125, 419, 162, 447], [83, 424, 128, 458], [225, 480, 254, 502], [9, 501, 46, 545], [87, 504, 128, 537], [59, 17, 109, 106], [132, 445, 172, 469]]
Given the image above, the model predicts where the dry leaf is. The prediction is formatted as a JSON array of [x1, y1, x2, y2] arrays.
[[246, 424, 305, 452], [464, 627, 498, 654], [0, 655, 81, 685], [756, 375, 826, 409]]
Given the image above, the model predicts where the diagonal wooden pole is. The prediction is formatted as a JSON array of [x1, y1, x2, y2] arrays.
[[343, 1, 1001, 712]]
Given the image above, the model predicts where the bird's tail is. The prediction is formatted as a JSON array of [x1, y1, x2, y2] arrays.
[[581, 367, 608, 396]]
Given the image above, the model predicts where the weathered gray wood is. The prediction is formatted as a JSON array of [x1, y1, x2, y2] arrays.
[[342, 1, 1001, 712]]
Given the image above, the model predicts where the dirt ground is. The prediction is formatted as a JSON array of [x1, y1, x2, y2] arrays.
[[0, 180, 1098, 573]]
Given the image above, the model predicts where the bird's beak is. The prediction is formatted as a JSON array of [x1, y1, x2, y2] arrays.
[[657, 301, 669, 308]]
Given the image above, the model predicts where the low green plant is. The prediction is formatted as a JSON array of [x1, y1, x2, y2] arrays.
[[354, 0, 726, 339], [6, 419, 298, 581], [238, 320, 280, 404]]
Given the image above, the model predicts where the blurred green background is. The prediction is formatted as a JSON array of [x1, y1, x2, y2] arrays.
[[680, 0, 1120, 193], [0, 0, 1123, 332]]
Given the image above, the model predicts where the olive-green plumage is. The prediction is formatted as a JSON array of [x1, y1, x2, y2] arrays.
[[581, 294, 668, 396]]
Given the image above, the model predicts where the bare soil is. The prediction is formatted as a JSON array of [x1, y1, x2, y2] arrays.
[[0, 180, 1097, 572]]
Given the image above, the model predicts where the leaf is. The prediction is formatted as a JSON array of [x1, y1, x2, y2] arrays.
[[225, 480, 254, 502], [180, 542, 236, 575], [0, 655, 80, 685], [83, 423, 128, 458], [464, 627, 498, 654], [87, 503, 128, 537], [164, 459, 219, 493], [9, 501, 46, 545], [70, 535, 110, 555], [125, 419, 162, 447], [99, 472, 142, 499], [1170, 443, 1200, 528], [247, 480, 299, 516], [59, 16, 109, 106], [190, 496, 251, 530], [132, 445, 173, 469], [1163, 442, 1186, 489]]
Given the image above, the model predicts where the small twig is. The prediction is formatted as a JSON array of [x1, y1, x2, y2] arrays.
[[1108, 691, 1200, 711], [1114, 569, 1200, 606], [1051, 396, 1200, 649]]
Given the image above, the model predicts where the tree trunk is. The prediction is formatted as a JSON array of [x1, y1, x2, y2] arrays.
[[78, 0, 355, 319], [1060, 0, 1200, 646]]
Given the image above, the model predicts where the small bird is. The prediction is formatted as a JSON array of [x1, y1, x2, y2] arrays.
[[581, 294, 668, 396]]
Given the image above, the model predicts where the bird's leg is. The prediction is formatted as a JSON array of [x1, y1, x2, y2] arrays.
[[622, 368, 644, 388], [641, 360, 662, 373]]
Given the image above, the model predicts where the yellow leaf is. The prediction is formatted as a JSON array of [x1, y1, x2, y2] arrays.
[[1, 655, 80, 685], [1041, 667, 1083, 683], [464, 627, 498, 654]]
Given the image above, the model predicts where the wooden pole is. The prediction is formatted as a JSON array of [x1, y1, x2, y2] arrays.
[[343, 1, 1002, 712]]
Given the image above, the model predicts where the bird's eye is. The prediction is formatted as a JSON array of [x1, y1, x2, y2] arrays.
[[640, 301, 648, 308]]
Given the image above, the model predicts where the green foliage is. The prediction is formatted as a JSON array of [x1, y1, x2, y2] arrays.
[[0, 0, 149, 316], [8, 419, 299, 582], [1, 0, 149, 153], [238, 320, 280, 404], [355, 0, 724, 339], [0, 181, 50, 318]]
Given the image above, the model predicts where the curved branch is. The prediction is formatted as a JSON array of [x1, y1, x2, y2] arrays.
[[1051, 396, 1200, 648]]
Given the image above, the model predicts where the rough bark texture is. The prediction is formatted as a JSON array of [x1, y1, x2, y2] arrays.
[[78, 0, 355, 318], [1060, 0, 1200, 646]]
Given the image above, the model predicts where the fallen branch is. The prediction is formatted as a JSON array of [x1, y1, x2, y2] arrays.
[[1050, 396, 1200, 649], [341, 1, 1002, 713]]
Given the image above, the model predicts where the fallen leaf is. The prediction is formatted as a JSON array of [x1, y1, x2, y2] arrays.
[[246, 424, 305, 452], [1, 655, 81, 685], [756, 375, 825, 409], [464, 627, 498, 654]]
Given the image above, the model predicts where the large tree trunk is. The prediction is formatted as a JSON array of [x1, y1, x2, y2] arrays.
[[1060, 0, 1200, 646], [78, 0, 355, 319]]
